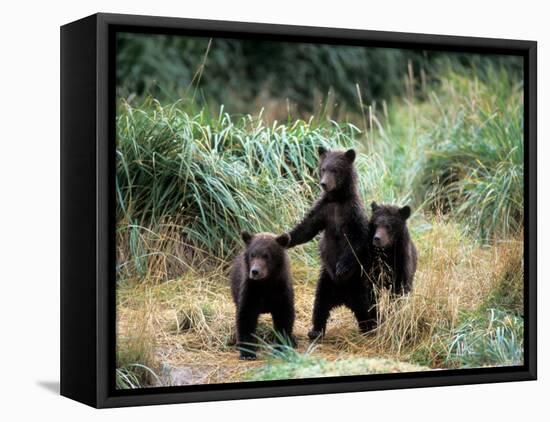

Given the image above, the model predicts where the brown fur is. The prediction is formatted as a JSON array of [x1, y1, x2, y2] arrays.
[[368, 202, 417, 295], [285, 147, 374, 339], [230, 232, 295, 359]]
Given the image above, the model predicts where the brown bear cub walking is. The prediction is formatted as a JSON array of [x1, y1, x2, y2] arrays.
[[368, 202, 417, 295], [284, 147, 373, 339], [231, 231, 295, 360]]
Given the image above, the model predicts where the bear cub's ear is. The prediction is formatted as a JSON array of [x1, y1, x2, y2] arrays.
[[276, 233, 291, 248], [399, 205, 411, 220], [344, 148, 356, 163], [371, 201, 379, 212], [241, 230, 253, 245], [318, 146, 328, 157]]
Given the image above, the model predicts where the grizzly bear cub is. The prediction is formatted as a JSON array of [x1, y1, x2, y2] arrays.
[[230, 231, 295, 360], [368, 202, 417, 295], [284, 147, 373, 339]]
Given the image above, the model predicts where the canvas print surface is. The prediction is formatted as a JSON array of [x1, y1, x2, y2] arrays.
[[115, 32, 524, 389]]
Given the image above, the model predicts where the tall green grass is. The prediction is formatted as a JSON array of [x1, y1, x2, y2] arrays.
[[359, 66, 524, 241], [116, 99, 360, 278], [116, 67, 524, 281], [417, 68, 524, 241]]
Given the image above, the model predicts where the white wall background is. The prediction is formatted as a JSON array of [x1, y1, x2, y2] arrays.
[[0, 0, 546, 419]]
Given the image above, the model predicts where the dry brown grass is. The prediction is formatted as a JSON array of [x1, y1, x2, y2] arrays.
[[116, 217, 524, 386], [116, 220, 230, 285]]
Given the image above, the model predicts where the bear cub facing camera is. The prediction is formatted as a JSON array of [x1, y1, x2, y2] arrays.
[[369, 202, 418, 295], [231, 231, 295, 360], [285, 147, 373, 339]]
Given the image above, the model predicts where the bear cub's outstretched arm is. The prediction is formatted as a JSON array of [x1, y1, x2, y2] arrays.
[[231, 231, 295, 360], [287, 199, 327, 248], [287, 200, 367, 280]]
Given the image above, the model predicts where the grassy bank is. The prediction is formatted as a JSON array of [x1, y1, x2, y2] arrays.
[[115, 68, 524, 388], [116, 224, 523, 387]]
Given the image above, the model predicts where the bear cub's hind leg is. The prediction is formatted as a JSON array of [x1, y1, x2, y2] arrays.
[[272, 300, 297, 348], [308, 269, 335, 340], [347, 289, 376, 334], [236, 304, 260, 360]]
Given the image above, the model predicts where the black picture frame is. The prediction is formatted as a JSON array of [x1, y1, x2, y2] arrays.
[[60, 12, 537, 408]]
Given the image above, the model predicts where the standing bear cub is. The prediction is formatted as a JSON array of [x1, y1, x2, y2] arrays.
[[284, 147, 373, 339], [231, 231, 295, 360], [368, 202, 417, 295]]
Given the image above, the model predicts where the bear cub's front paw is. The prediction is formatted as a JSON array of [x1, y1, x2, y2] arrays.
[[239, 351, 257, 360], [307, 329, 323, 340]]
